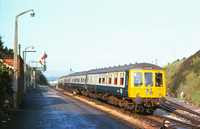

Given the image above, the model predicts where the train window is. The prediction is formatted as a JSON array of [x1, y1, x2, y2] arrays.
[[155, 73, 163, 87], [102, 78, 105, 84], [114, 78, 117, 85], [145, 72, 153, 87], [108, 78, 112, 84], [99, 78, 101, 84], [77, 78, 80, 82], [120, 78, 124, 85], [120, 73, 124, 85], [134, 72, 143, 87]]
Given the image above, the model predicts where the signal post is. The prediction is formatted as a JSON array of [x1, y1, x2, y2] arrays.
[[29, 53, 47, 89]]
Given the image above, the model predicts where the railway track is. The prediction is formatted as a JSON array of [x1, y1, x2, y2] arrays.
[[159, 101, 200, 128], [166, 100, 200, 117], [52, 86, 200, 128], [153, 113, 200, 128]]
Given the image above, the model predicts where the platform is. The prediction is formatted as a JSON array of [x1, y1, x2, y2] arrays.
[[7, 85, 133, 129]]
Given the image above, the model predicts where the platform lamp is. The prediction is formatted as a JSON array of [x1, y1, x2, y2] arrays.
[[13, 9, 35, 108], [23, 45, 36, 93]]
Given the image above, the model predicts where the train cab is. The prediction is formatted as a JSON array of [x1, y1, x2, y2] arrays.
[[128, 64, 166, 110]]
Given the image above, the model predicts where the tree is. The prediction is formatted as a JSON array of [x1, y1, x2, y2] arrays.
[[0, 36, 13, 56], [36, 70, 49, 85]]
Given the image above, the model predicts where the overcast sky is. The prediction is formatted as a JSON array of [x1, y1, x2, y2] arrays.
[[0, 0, 200, 77]]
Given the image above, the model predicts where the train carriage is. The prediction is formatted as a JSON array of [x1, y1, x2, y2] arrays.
[[58, 63, 166, 113]]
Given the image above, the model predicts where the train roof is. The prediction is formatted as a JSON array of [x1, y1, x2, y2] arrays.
[[62, 63, 163, 78]]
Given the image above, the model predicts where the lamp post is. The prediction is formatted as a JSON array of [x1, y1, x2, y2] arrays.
[[13, 9, 35, 108], [28, 60, 34, 89], [23, 45, 36, 93]]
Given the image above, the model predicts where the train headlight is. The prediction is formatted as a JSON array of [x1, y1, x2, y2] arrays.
[[136, 92, 140, 97], [158, 92, 162, 97]]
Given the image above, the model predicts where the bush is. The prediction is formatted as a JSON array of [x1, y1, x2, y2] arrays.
[[0, 66, 14, 109], [191, 57, 200, 73]]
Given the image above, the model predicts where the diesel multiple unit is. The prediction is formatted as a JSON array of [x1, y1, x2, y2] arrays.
[[58, 63, 166, 113]]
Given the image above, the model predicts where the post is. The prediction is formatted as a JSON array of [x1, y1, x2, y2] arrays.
[[156, 58, 157, 65], [23, 46, 35, 93], [33, 68, 36, 89], [27, 60, 33, 89], [31, 67, 33, 88], [19, 44, 21, 56], [44, 52, 46, 71], [13, 16, 18, 108], [27, 65, 29, 89], [85, 71, 88, 90], [69, 68, 73, 87], [13, 9, 35, 108], [24, 51, 26, 92]]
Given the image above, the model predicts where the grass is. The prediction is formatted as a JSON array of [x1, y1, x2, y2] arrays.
[[164, 50, 200, 106], [163, 61, 183, 93]]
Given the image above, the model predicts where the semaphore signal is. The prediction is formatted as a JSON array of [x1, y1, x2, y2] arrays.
[[39, 53, 47, 64]]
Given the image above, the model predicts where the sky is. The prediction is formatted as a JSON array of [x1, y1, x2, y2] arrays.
[[0, 0, 200, 77]]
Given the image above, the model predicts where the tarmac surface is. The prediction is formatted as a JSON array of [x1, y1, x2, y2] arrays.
[[7, 85, 133, 129]]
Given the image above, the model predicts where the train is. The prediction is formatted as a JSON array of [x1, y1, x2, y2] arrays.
[[58, 63, 166, 114]]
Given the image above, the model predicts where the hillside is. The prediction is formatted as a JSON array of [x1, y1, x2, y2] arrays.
[[164, 50, 200, 106]]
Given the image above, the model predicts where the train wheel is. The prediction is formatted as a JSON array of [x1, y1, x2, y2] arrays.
[[139, 106, 144, 113], [136, 105, 146, 114], [118, 100, 124, 108]]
